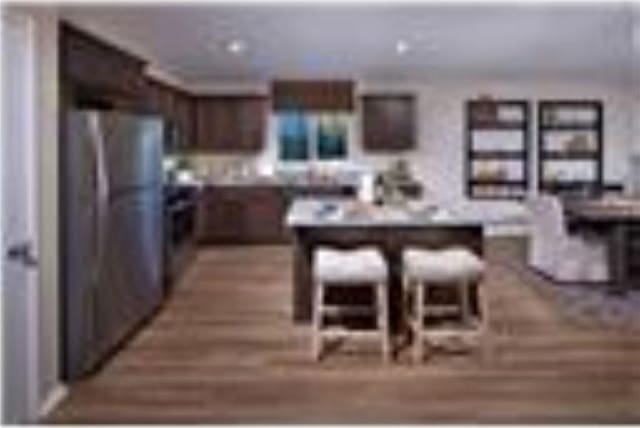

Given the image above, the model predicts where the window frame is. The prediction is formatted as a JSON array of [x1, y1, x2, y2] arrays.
[[276, 111, 350, 163]]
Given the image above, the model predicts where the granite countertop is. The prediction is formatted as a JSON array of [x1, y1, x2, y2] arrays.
[[286, 197, 528, 228]]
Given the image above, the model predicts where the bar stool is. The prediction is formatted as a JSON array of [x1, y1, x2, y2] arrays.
[[312, 247, 390, 362], [402, 246, 489, 363]]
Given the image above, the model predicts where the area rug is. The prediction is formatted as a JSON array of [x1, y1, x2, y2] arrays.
[[504, 259, 640, 332], [547, 284, 640, 332]]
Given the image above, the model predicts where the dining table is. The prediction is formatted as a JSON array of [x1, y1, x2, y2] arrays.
[[286, 197, 523, 328], [564, 196, 640, 294]]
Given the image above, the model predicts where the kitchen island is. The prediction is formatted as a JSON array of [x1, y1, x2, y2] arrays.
[[286, 198, 518, 326]]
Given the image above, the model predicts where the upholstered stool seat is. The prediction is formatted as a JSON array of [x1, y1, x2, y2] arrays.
[[403, 247, 484, 284], [312, 247, 390, 362], [402, 247, 489, 363], [314, 247, 388, 284]]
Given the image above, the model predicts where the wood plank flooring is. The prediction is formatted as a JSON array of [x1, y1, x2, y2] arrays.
[[48, 238, 640, 424]]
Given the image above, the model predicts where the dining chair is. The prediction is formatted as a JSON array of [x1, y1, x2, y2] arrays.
[[526, 194, 609, 283]]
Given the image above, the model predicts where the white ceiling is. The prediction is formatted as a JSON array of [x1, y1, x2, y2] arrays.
[[61, 3, 636, 85]]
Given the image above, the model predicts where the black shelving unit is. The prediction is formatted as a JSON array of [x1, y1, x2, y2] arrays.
[[465, 99, 530, 199], [538, 100, 603, 196]]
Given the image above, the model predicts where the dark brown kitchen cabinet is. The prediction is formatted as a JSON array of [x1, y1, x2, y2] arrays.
[[195, 97, 267, 153], [60, 23, 146, 99], [143, 78, 195, 152], [195, 187, 247, 244], [362, 95, 416, 151], [195, 186, 285, 245], [194, 99, 215, 150], [242, 188, 286, 243], [237, 99, 267, 151], [143, 78, 172, 117], [145, 79, 172, 115], [173, 94, 195, 150]]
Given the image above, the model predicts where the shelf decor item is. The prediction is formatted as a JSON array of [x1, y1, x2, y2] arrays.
[[465, 99, 530, 199], [565, 134, 591, 153], [538, 100, 603, 196], [474, 163, 507, 182], [471, 95, 498, 124]]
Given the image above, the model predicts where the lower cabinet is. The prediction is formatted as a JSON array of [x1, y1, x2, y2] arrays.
[[196, 186, 287, 245], [243, 187, 287, 244], [196, 184, 355, 245], [196, 187, 248, 244]]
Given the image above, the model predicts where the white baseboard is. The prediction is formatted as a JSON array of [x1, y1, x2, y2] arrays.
[[38, 383, 68, 420]]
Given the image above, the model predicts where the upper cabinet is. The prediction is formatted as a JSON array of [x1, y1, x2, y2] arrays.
[[143, 78, 174, 117], [361, 95, 416, 151], [143, 78, 195, 152], [60, 23, 146, 102], [194, 96, 267, 153], [172, 92, 195, 151]]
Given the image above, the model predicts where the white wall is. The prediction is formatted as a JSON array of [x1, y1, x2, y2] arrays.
[[188, 78, 635, 210], [626, 3, 640, 195], [633, 3, 640, 153], [362, 79, 632, 199], [7, 5, 64, 418]]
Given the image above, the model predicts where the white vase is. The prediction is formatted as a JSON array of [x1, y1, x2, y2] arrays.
[[358, 172, 375, 204]]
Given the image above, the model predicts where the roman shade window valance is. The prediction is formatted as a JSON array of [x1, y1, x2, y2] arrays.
[[271, 79, 354, 111]]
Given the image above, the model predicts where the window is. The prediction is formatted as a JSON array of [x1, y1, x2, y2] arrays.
[[277, 111, 349, 161], [317, 115, 348, 160], [278, 111, 310, 161]]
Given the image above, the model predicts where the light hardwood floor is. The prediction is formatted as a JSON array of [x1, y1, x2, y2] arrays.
[[48, 239, 640, 424]]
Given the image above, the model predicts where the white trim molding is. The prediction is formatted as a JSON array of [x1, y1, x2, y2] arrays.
[[37, 383, 67, 422]]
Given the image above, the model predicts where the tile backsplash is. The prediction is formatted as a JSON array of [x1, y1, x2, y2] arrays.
[[187, 154, 255, 179], [172, 153, 374, 184]]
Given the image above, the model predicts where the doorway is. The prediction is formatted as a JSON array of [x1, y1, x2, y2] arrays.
[[1, 8, 40, 423]]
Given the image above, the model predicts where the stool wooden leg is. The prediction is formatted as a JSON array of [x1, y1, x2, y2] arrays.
[[312, 281, 324, 361], [376, 282, 390, 363], [459, 279, 470, 326], [478, 283, 494, 365], [413, 281, 425, 364], [402, 274, 412, 345]]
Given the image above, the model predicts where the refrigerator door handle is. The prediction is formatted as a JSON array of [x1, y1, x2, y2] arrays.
[[88, 114, 110, 262], [87, 113, 110, 350], [88, 113, 110, 206]]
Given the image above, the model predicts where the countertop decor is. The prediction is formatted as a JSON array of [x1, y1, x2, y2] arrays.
[[287, 197, 525, 228]]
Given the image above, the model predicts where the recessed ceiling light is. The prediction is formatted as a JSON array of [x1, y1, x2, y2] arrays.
[[396, 39, 411, 55], [226, 39, 247, 55]]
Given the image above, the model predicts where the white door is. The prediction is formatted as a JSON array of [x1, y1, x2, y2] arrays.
[[1, 9, 40, 423]]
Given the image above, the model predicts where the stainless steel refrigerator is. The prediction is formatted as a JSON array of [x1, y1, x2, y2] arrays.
[[62, 110, 164, 380]]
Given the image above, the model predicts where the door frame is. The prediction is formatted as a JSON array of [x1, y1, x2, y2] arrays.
[[1, 8, 41, 423]]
